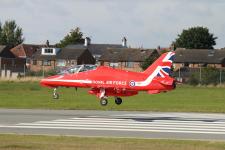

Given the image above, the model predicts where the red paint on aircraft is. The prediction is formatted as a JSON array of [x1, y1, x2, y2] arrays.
[[40, 52, 176, 106]]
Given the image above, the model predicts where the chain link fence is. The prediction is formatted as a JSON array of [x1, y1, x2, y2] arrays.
[[173, 67, 225, 85]]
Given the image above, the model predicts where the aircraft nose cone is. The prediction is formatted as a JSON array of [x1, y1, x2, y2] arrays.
[[40, 78, 49, 87], [40, 75, 62, 87]]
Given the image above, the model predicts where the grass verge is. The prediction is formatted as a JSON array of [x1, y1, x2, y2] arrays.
[[0, 134, 225, 150], [0, 81, 225, 112]]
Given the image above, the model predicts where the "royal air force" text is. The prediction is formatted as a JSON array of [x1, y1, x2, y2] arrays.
[[92, 80, 127, 86]]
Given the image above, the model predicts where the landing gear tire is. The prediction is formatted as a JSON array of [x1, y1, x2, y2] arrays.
[[115, 97, 122, 105], [100, 98, 108, 106], [53, 93, 59, 99]]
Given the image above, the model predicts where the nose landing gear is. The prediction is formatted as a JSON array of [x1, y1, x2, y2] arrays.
[[53, 88, 59, 99]]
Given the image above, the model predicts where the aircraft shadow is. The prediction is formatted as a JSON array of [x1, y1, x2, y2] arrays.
[[119, 117, 224, 123]]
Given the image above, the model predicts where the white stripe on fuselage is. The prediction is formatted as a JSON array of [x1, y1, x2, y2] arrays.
[[42, 79, 92, 84], [135, 66, 161, 87]]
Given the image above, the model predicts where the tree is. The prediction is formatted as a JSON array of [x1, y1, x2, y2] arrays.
[[57, 27, 84, 48], [140, 50, 168, 70], [141, 56, 157, 70], [0, 22, 2, 43], [0, 20, 24, 47], [174, 26, 217, 49]]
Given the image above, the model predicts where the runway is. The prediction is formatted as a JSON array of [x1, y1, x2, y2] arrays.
[[0, 109, 225, 140]]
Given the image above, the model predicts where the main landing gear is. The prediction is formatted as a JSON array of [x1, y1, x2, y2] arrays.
[[98, 88, 123, 106], [99, 88, 108, 106], [115, 97, 122, 105], [99, 97, 123, 106], [53, 88, 59, 99], [100, 97, 108, 106]]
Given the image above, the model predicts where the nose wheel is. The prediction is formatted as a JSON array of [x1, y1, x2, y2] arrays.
[[53, 88, 59, 99], [115, 97, 122, 105]]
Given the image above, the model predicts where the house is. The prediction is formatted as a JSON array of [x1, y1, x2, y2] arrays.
[[66, 37, 127, 63], [99, 48, 159, 72], [10, 44, 43, 68], [0, 45, 25, 70], [0, 45, 26, 78], [0, 45, 14, 58], [30, 47, 95, 72], [174, 48, 225, 69]]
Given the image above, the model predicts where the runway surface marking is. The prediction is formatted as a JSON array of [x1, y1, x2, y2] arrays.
[[1, 116, 225, 135]]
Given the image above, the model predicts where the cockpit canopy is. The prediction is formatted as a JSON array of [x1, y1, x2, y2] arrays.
[[58, 64, 97, 75]]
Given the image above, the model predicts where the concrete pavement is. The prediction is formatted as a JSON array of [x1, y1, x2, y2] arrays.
[[0, 109, 225, 140]]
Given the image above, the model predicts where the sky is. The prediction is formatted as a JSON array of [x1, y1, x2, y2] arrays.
[[0, 0, 225, 48]]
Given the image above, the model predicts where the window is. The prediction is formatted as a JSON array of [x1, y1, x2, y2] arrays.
[[33, 60, 37, 65], [41, 48, 59, 55], [26, 58, 31, 64], [184, 63, 189, 67], [109, 62, 118, 68], [44, 48, 53, 54], [125, 62, 134, 68], [57, 59, 66, 67], [42, 60, 51, 66]]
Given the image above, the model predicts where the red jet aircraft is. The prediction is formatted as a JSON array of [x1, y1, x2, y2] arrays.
[[40, 52, 176, 106]]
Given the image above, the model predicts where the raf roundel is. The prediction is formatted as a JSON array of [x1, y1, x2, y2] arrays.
[[129, 80, 136, 87]]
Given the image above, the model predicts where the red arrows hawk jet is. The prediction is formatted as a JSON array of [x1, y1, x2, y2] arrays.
[[40, 52, 176, 106]]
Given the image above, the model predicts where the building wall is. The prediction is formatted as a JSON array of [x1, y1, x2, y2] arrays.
[[0, 57, 25, 68], [0, 57, 26, 73], [30, 49, 96, 72], [102, 61, 143, 72], [174, 63, 223, 70], [30, 60, 56, 72]]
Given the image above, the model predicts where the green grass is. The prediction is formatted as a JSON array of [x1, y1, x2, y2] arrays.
[[0, 134, 225, 150], [0, 81, 225, 112]]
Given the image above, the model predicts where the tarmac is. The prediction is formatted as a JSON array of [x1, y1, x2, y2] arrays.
[[0, 109, 225, 140]]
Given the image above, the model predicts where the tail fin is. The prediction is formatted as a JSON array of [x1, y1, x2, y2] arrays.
[[143, 52, 175, 78]]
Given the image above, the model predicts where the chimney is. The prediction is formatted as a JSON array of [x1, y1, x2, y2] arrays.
[[122, 37, 127, 47], [170, 42, 176, 51], [84, 37, 91, 46], [46, 40, 50, 47], [157, 45, 161, 50]]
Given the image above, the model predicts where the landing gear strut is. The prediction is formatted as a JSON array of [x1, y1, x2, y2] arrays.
[[115, 97, 122, 105], [99, 88, 108, 106], [53, 88, 59, 99]]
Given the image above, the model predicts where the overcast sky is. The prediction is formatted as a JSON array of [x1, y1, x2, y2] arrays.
[[0, 0, 225, 48]]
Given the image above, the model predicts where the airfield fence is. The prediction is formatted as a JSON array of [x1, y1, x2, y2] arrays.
[[172, 67, 225, 85], [1, 63, 225, 85]]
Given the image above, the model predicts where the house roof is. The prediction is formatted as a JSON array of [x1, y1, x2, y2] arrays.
[[66, 44, 125, 55], [56, 48, 86, 59], [99, 48, 158, 62], [32, 48, 87, 60], [0, 45, 7, 54], [10, 44, 42, 58], [174, 48, 225, 64], [0, 45, 15, 58]]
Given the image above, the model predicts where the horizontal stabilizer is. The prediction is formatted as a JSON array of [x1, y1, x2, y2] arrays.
[[154, 77, 174, 86]]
